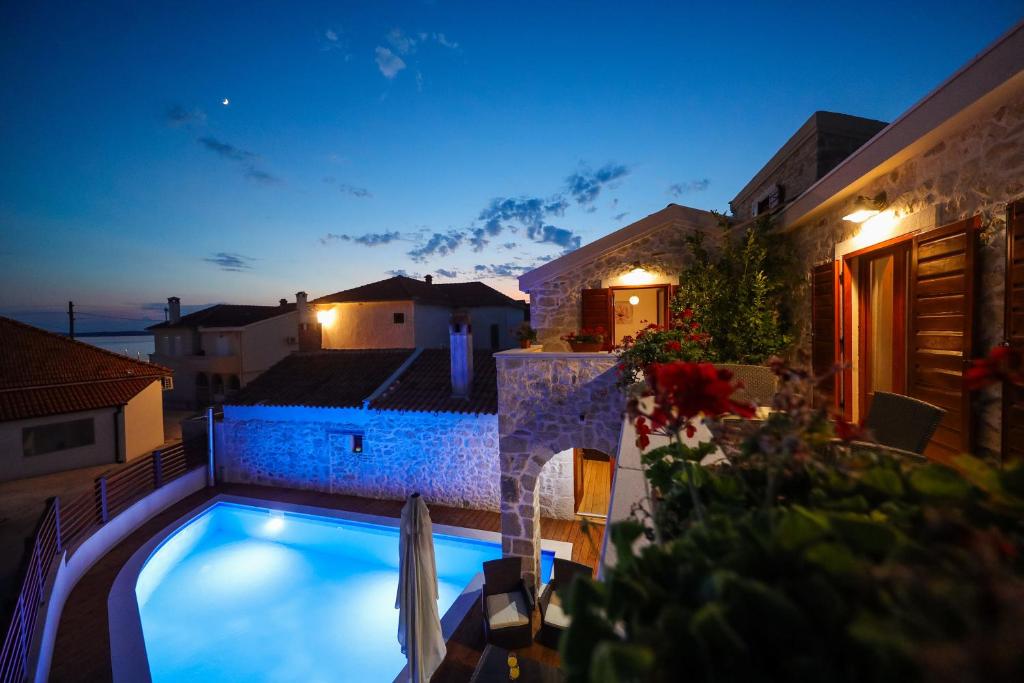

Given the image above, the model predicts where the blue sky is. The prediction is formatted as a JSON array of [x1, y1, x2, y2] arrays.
[[1, 1, 1021, 331]]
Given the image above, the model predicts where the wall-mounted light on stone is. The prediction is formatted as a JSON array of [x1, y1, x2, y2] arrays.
[[842, 191, 888, 223], [316, 308, 336, 326], [620, 261, 655, 286]]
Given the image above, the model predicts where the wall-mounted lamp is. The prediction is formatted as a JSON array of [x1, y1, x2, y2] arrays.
[[628, 295, 640, 306], [316, 308, 336, 326], [842, 191, 888, 223], [621, 262, 653, 286]]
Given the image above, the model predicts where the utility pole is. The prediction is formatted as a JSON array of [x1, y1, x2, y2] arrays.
[[67, 301, 75, 339]]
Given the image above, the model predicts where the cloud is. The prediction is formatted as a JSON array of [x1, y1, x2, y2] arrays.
[[408, 230, 463, 262], [198, 137, 255, 161], [436, 268, 457, 278], [613, 211, 630, 221], [375, 46, 407, 78], [667, 178, 711, 197], [339, 183, 372, 198], [387, 269, 420, 278], [526, 224, 581, 251], [566, 163, 629, 206], [320, 231, 401, 246], [473, 263, 531, 278], [502, 242, 518, 249], [386, 28, 417, 55], [165, 105, 205, 127], [435, 33, 458, 49], [197, 137, 278, 184], [203, 252, 254, 272]]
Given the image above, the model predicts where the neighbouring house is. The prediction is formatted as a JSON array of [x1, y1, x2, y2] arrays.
[[0, 316, 170, 481], [148, 297, 298, 409], [219, 317, 576, 518], [300, 274, 528, 352]]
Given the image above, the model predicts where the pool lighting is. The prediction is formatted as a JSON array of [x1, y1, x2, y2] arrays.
[[265, 513, 285, 535]]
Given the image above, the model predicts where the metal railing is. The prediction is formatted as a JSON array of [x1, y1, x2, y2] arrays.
[[0, 439, 206, 683]]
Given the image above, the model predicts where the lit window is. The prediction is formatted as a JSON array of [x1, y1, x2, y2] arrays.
[[393, 313, 405, 324], [352, 434, 364, 453]]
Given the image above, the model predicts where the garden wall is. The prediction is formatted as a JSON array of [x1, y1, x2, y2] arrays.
[[218, 405, 574, 517]]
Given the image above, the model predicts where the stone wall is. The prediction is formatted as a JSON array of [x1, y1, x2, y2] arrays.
[[527, 220, 717, 351], [496, 351, 623, 586], [219, 405, 574, 516], [789, 88, 1024, 453]]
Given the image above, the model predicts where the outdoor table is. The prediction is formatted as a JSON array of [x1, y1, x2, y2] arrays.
[[469, 645, 565, 683]]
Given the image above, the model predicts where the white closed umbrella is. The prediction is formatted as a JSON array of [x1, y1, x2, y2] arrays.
[[396, 493, 446, 683]]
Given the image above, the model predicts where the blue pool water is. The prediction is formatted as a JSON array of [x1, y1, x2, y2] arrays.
[[135, 502, 553, 682]]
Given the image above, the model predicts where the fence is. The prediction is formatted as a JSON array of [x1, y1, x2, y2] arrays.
[[0, 439, 206, 683]]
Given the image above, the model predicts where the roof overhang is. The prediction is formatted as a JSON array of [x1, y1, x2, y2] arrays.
[[778, 19, 1024, 230], [518, 203, 721, 292]]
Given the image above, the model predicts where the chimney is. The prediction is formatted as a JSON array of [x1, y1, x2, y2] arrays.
[[168, 297, 181, 324], [424, 274, 433, 285], [279, 298, 288, 307], [296, 291, 322, 351], [449, 311, 473, 399]]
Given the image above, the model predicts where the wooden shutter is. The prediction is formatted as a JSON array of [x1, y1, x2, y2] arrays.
[[581, 288, 613, 350], [1004, 200, 1024, 462], [909, 216, 980, 458], [811, 262, 838, 408]]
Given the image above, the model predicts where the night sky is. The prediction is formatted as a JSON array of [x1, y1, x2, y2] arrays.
[[1, 1, 1020, 332]]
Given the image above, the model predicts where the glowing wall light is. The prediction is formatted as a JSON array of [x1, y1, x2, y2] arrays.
[[620, 263, 655, 286], [842, 192, 888, 223], [316, 308, 336, 326], [851, 209, 901, 251]]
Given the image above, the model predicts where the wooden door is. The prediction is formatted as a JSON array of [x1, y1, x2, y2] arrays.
[[581, 288, 613, 350], [811, 262, 838, 409], [858, 244, 908, 417], [909, 217, 980, 458], [572, 448, 585, 512], [1004, 200, 1024, 462]]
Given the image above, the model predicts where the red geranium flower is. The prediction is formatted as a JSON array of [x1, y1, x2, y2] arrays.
[[664, 340, 682, 353], [966, 345, 1024, 390], [833, 416, 865, 442], [643, 361, 755, 438]]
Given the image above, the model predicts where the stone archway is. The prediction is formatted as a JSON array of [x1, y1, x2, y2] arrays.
[[496, 351, 622, 586]]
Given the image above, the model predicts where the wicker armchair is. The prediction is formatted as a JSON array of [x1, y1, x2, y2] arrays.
[[717, 364, 778, 407], [536, 559, 593, 648], [843, 391, 945, 460], [481, 558, 535, 649]]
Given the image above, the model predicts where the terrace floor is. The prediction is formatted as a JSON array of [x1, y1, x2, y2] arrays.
[[48, 483, 604, 682]]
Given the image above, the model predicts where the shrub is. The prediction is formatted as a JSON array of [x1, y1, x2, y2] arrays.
[[615, 309, 712, 387]]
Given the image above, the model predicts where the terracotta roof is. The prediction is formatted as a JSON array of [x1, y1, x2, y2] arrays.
[[314, 276, 524, 309], [229, 350, 415, 408], [0, 316, 169, 422], [147, 303, 295, 330], [371, 349, 497, 415]]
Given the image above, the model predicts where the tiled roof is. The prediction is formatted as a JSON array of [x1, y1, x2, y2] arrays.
[[314, 276, 525, 309], [371, 349, 497, 415], [0, 316, 170, 422], [147, 303, 295, 330], [229, 350, 415, 408]]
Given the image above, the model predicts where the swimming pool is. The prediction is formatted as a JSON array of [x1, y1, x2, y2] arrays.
[[123, 501, 556, 682]]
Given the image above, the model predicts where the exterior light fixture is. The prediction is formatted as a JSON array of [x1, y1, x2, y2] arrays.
[[842, 191, 888, 223], [621, 262, 653, 286], [316, 308, 335, 326], [628, 295, 640, 306]]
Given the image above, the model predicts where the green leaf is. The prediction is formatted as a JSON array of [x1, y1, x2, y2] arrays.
[[908, 464, 971, 501], [776, 506, 830, 551], [860, 467, 905, 497], [689, 602, 748, 657], [589, 641, 654, 683], [826, 512, 902, 557], [804, 541, 862, 578]]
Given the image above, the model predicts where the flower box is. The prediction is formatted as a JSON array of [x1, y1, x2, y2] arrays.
[[568, 340, 604, 352]]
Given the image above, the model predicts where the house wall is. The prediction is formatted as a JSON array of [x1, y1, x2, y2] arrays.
[[0, 407, 117, 481], [237, 312, 299, 384], [789, 86, 1024, 454], [526, 220, 712, 351], [464, 305, 527, 350], [413, 304, 454, 348], [218, 405, 574, 517], [318, 301, 417, 349], [123, 380, 164, 460]]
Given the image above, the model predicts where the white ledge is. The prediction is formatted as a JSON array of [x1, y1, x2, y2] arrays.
[[494, 347, 618, 361]]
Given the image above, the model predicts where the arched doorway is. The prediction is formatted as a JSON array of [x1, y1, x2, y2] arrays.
[[496, 352, 622, 587]]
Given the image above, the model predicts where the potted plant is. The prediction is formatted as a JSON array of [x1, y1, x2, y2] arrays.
[[561, 326, 605, 352], [512, 321, 538, 349]]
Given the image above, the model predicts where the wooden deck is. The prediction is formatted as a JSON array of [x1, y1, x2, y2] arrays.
[[48, 483, 605, 682]]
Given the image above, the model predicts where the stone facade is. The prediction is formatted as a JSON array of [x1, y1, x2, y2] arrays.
[[496, 351, 623, 586], [528, 220, 717, 351], [788, 88, 1024, 453], [219, 405, 575, 516]]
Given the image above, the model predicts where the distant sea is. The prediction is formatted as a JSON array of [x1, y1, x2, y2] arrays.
[[80, 334, 155, 360]]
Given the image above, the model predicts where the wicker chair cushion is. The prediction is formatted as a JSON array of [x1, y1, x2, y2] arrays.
[[865, 392, 945, 455], [486, 592, 530, 629], [542, 590, 570, 628], [716, 364, 778, 407]]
